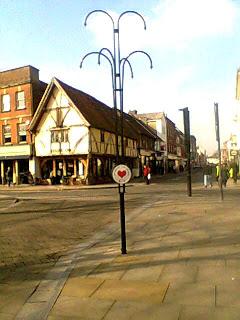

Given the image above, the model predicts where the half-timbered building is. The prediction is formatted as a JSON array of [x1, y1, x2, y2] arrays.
[[30, 78, 140, 184]]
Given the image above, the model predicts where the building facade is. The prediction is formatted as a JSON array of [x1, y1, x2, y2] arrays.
[[30, 78, 143, 184], [129, 111, 187, 173], [0, 66, 47, 184]]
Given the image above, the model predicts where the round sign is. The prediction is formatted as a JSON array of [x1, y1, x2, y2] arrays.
[[112, 164, 132, 185]]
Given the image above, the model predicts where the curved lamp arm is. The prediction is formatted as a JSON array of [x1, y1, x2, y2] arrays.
[[120, 51, 152, 111], [98, 47, 114, 65], [80, 51, 99, 69], [84, 10, 114, 27], [125, 50, 153, 69], [80, 51, 115, 103], [120, 57, 134, 80], [117, 10, 146, 30]]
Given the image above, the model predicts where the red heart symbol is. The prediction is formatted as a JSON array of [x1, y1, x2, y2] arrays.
[[117, 170, 126, 178]]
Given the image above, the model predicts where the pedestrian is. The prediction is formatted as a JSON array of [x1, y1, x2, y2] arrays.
[[6, 167, 12, 187], [203, 164, 212, 188], [216, 164, 220, 182], [221, 163, 229, 187], [230, 163, 238, 184], [143, 165, 151, 185]]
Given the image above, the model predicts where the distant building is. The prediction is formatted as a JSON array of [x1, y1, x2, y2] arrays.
[[0, 65, 47, 184], [222, 134, 239, 164], [129, 111, 186, 173], [190, 135, 197, 165]]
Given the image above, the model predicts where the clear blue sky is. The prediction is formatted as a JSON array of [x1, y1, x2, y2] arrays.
[[1, 0, 240, 153]]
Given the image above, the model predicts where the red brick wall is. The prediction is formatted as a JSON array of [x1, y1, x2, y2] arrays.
[[0, 83, 34, 145]]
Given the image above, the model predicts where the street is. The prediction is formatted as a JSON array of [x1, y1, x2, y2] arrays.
[[1, 170, 240, 319]]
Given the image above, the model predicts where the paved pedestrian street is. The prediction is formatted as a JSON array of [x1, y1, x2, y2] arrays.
[[2, 179, 240, 319]]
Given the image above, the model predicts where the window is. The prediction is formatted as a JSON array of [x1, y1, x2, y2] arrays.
[[51, 129, 69, 143], [16, 91, 25, 109], [3, 125, 11, 143], [100, 131, 104, 143], [18, 123, 27, 143], [1, 94, 10, 112]]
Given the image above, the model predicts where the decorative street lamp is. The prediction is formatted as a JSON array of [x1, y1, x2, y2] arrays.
[[80, 10, 152, 255], [80, 10, 153, 163]]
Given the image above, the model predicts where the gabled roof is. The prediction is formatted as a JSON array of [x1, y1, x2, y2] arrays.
[[30, 78, 149, 140], [125, 113, 158, 139]]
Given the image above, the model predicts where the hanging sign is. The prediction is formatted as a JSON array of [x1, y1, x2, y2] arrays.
[[112, 164, 131, 185]]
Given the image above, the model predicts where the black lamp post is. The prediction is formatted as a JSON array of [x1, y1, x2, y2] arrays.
[[80, 10, 152, 255], [80, 10, 153, 163]]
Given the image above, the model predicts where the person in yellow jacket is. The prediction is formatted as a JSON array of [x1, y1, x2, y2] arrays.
[[216, 164, 220, 181]]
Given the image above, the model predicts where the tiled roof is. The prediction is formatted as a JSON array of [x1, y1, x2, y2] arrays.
[[31, 78, 157, 141], [57, 79, 139, 139]]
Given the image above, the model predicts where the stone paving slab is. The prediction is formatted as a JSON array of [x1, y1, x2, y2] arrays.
[[164, 283, 215, 306], [60, 278, 105, 298], [158, 263, 198, 284], [0, 282, 38, 316], [87, 262, 126, 280], [197, 265, 240, 283], [121, 264, 163, 282], [91, 279, 169, 303], [104, 301, 181, 320], [48, 297, 114, 319], [179, 305, 240, 320]]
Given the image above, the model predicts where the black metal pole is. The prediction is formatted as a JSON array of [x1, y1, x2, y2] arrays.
[[214, 103, 224, 201], [81, 10, 152, 255], [181, 108, 192, 196], [118, 184, 127, 254]]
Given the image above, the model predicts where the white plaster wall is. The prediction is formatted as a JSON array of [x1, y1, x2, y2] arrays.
[[35, 88, 89, 156], [156, 118, 166, 142]]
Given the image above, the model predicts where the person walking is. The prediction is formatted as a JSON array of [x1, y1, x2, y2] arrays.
[[221, 163, 229, 187], [203, 164, 212, 188], [143, 165, 151, 185], [216, 164, 220, 182], [6, 167, 12, 187], [229, 163, 238, 184]]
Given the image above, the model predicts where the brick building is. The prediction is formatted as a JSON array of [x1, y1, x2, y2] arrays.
[[0, 65, 47, 184]]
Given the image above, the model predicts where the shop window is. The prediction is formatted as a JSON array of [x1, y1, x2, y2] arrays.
[[1, 94, 10, 112], [16, 91, 25, 109], [51, 129, 69, 143], [18, 123, 27, 143], [3, 125, 11, 143]]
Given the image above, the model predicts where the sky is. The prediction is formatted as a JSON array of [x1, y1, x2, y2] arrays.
[[1, 0, 240, 154]]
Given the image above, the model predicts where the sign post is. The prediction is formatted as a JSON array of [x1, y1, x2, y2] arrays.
[[112, 164, 131, 254]]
